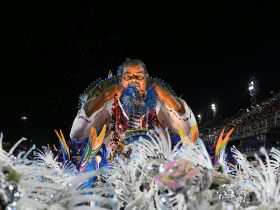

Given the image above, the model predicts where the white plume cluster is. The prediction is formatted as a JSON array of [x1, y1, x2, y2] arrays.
[[1, 129, 280, 210], [0, 133, 107, 210]]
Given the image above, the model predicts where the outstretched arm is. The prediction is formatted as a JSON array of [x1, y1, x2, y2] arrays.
[[155, 84, 185, 114], [155, 84, 198, 142]]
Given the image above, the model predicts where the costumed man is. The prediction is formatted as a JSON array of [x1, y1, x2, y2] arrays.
[[70, 59, 198, 160]]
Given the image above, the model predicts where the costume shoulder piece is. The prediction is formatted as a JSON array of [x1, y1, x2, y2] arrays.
[[148, 76, 177, 97], [78, 76, 177, 108], [78, 76, 120, 108]]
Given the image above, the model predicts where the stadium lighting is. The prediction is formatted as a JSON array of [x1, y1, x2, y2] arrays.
[[211, 103, 216, 117], [248, 77, 257, 105], [197, 114, 202, 123], [21, 116, 28, 121], [248, 86, 254, 91], [248, 78, 255, 94]]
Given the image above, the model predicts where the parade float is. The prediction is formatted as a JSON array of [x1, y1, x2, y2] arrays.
[[1, 61, 280, 210]]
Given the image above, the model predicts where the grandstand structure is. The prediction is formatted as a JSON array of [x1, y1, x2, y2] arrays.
[[200, 91, 280, 157]]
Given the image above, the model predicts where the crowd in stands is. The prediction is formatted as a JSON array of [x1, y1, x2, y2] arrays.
[[200, 91, 280, 140], [199, 90, 280, 157], [223, 91, 280, 129], [240, 143, 264, 153]]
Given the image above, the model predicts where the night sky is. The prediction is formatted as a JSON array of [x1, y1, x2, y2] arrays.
[[1, 1, 280, 146]]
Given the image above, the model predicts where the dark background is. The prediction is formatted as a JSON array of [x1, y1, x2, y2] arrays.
[[1, 1, 280, 146]]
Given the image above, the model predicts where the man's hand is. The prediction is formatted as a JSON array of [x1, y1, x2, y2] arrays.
[[85, 85, 123, 117], [103, 85, 123, 100]]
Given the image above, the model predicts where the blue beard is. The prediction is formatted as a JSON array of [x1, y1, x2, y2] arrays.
[[120, 84, 158, 115]]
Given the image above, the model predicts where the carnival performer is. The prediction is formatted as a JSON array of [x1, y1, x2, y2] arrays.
[[70, 59, 198, 158]]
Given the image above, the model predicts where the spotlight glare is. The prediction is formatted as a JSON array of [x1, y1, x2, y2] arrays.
[[21, 116, 28, 120], [248, 86, 254, 91]]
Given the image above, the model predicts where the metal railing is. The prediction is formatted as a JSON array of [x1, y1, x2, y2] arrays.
[[233, 115, 280, 136], [199, 115, 280, 143]]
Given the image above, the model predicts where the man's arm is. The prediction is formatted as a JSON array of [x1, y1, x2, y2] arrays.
[[155, 85, 185, 114], [70, 100, 110, 140], [70, 85, 122, 140], [155, 84, 198, 142]]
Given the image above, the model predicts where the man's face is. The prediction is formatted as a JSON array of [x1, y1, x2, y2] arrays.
[[121, 65, 147, 94]]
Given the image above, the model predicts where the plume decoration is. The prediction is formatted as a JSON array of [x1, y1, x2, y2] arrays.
[[177, 124, 198, 145], [190, 124, 199, 143], [270, 147, 280, 169], [53, 143, 58, 152], [230, 145, 253, 180], [214, 127, 234, 168], [54, 129, 70, 161], [132, 128, 181, 162], [79, 125, 107, 171], [33, 146, 78, 186], [93, 129, 181, 209], [34, 146, 61, 170], [231, 146, 280, 207], [178, 138, 213, 170], [144, 85, 158, 111], [1, 133, 109, 210], [2, 124, 280, 209], [177, 125, 192, 146], [120, 84, 136, 111], [98, 155, 158, 209]]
